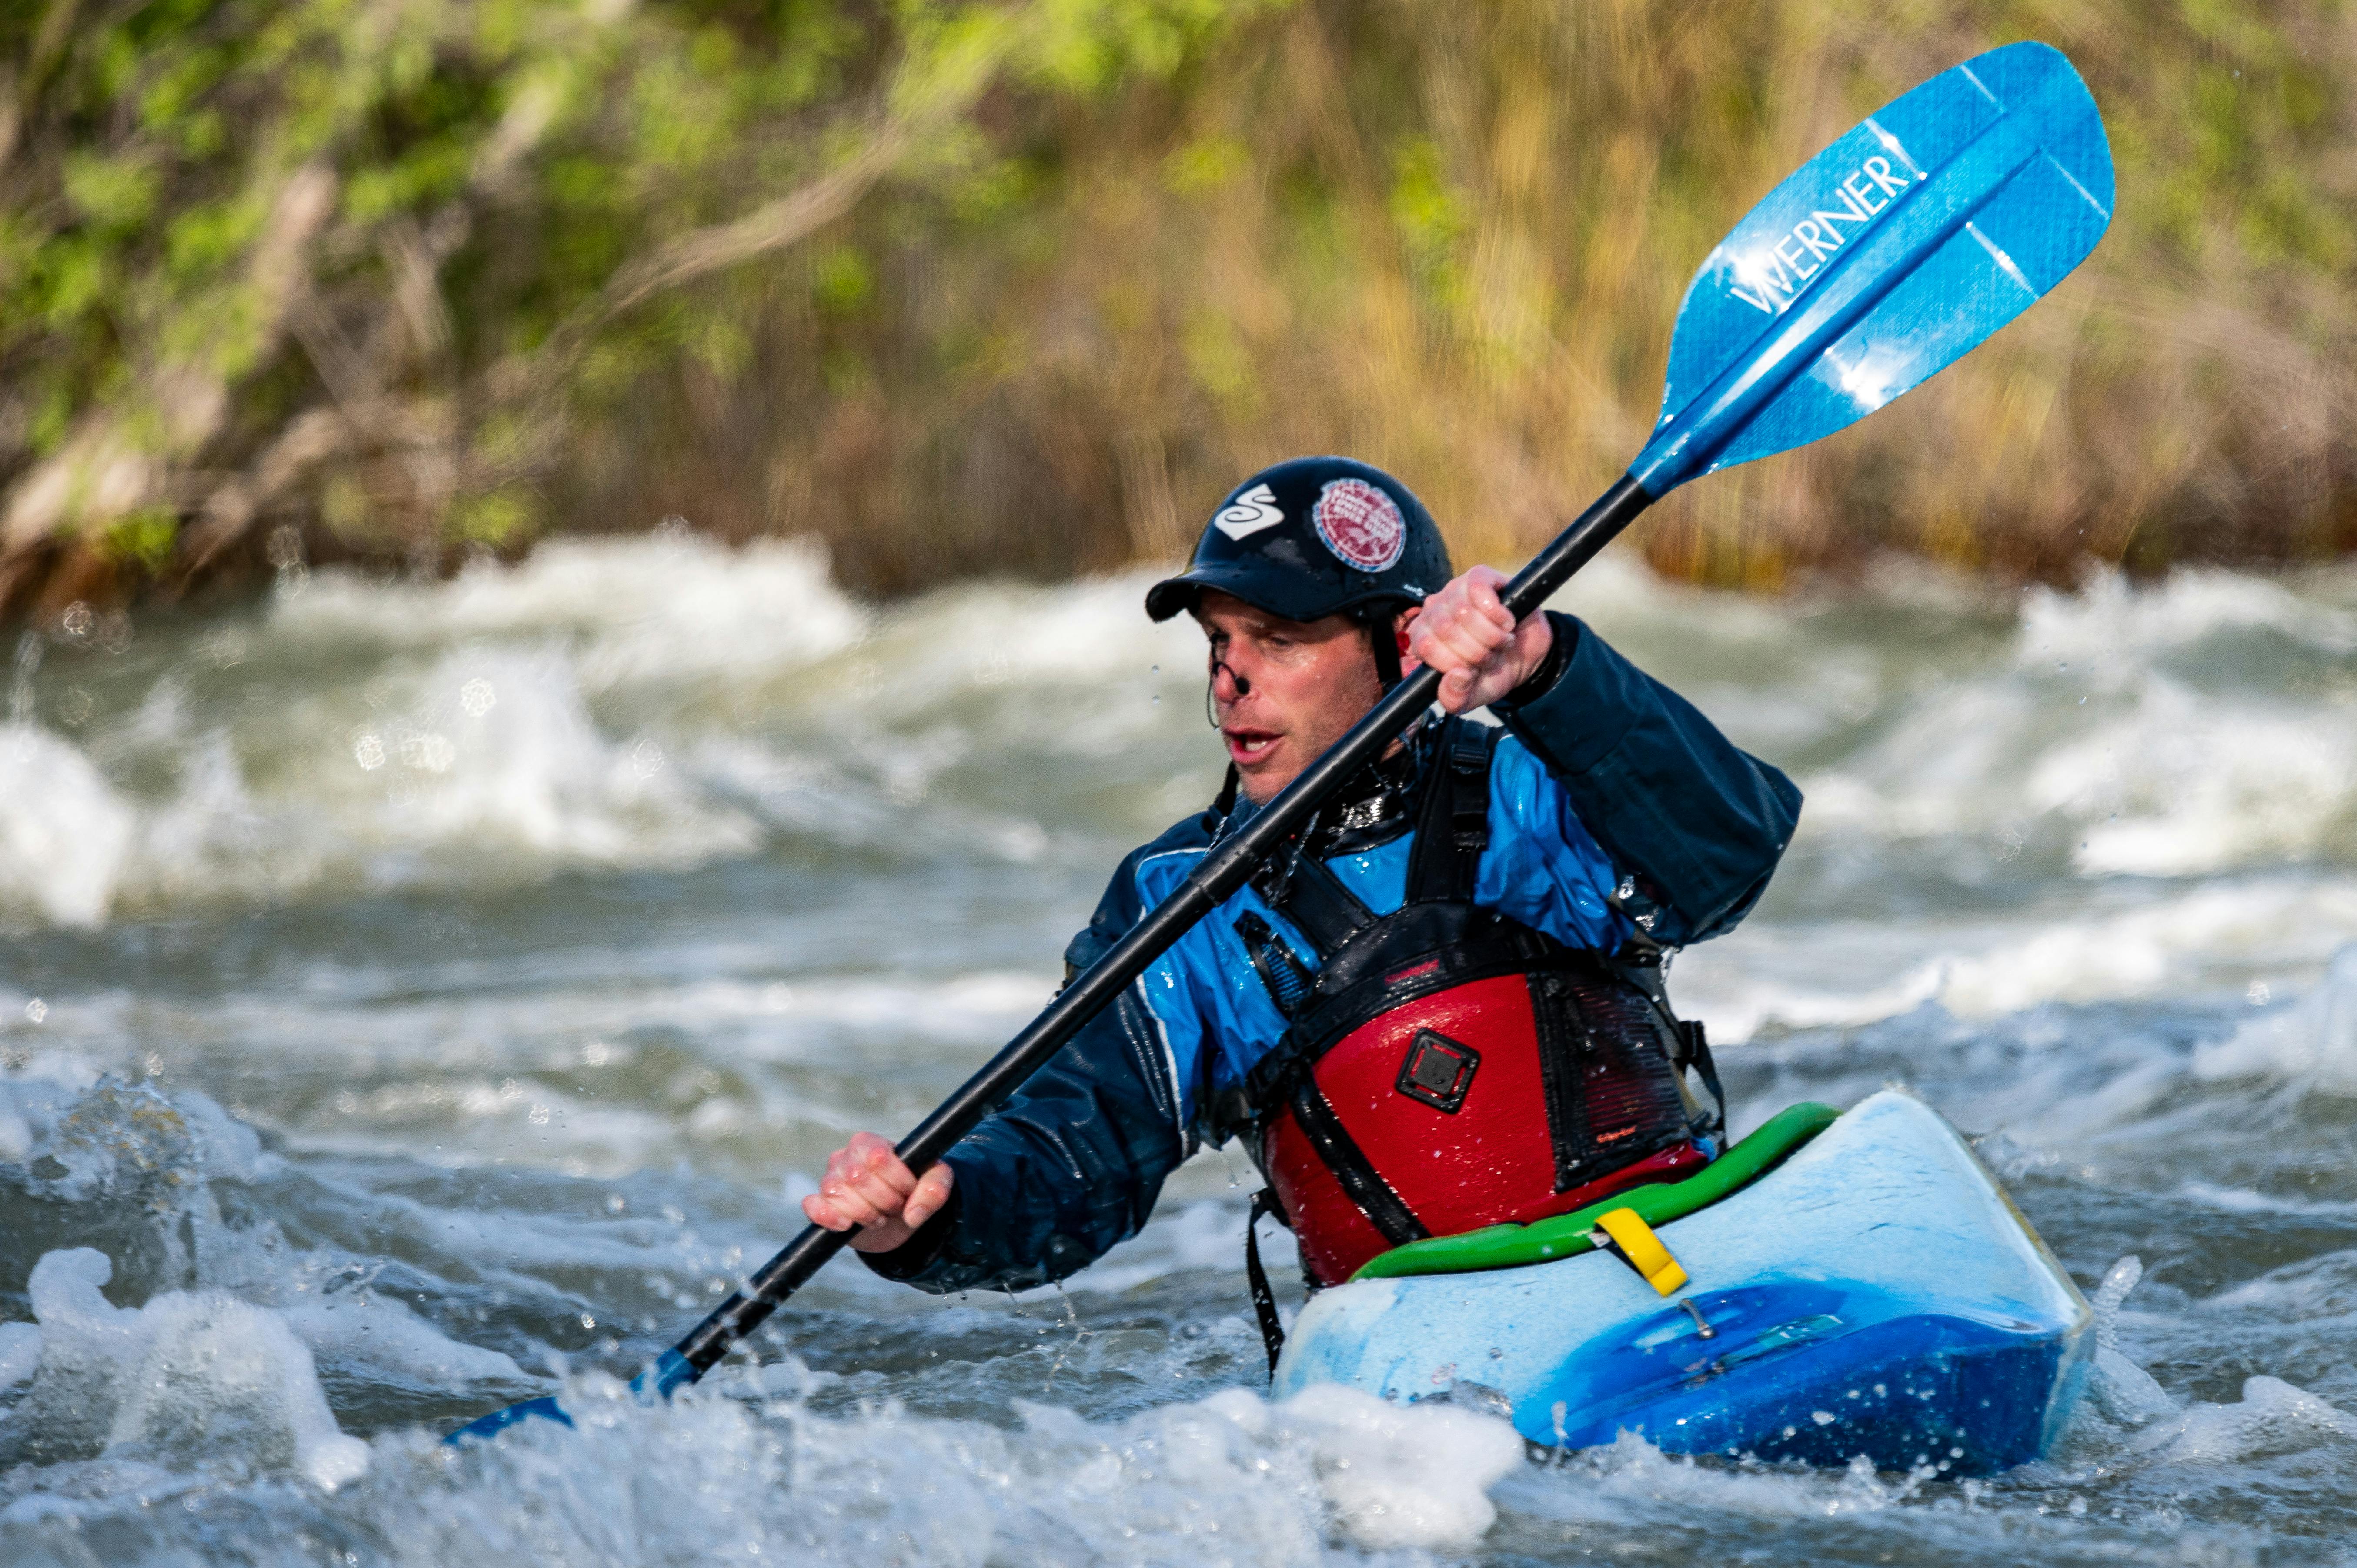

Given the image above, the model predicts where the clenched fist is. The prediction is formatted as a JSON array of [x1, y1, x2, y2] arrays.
[[800, 1131, 953, 1254], [1406, 565, 1553, 714]]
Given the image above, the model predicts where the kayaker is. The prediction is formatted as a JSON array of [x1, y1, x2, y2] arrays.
[[802, 456, 1801, 1332]]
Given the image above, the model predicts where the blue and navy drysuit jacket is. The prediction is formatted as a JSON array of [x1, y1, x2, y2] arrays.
[[868, 613, 1803, 1293]]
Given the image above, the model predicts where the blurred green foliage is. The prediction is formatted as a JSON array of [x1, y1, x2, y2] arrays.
[[1, 0, 2353, 614]]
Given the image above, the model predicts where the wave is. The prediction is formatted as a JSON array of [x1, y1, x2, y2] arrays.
[[6, 543, 2357, 1033]]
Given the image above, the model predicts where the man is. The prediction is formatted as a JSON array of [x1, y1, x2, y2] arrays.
[[803, 457, 1801, 1331]]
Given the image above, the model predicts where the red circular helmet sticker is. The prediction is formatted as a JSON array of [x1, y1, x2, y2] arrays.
[[1312, 479, 1406, 573]]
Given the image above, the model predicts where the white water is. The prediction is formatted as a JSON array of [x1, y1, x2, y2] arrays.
[[3, 540, 2355, 1564]]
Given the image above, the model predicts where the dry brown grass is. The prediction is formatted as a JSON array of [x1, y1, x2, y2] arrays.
[[581, 1, 2357, 595]]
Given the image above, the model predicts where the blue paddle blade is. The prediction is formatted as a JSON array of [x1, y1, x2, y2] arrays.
[[446, 1395, 574, 1443], [1629, 41, 2113, 497], [443, 1349, 694, 1445]]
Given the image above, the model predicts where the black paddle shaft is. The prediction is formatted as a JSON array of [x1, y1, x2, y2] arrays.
[[668, 475, 1655, 1380]]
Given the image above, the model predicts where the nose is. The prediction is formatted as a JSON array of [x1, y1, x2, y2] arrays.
[[1206, 654, 1254, 729]]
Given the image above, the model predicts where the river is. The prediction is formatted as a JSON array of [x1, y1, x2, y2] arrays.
[[1, 534, 2353, 1565]]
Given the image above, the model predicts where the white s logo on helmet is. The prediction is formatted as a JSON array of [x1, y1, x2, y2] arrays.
[[1212, 484, 1286, 540]]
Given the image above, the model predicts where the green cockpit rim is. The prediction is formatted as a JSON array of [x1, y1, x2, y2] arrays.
[[1347, 1100, 1843, 1281]]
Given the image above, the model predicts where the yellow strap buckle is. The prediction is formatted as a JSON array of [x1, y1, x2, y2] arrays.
[[1592, 1207, 1689, 1296]]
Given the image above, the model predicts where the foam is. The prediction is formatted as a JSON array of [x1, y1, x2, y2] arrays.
[[1679, 877, 2357, 1040], [2195, 941, 2357, 1094], [1503, 1428, 1934, 1527], [0, 1323, 37, 1390], [0, 644, 766, 927], [394, 1371, 1519, 1562], [2130, 1375, 2357, 1465], [2024, 678, 2357, 877], [0, 1248, 368, 1490], [10, 544, 2357, 958], [0, 1074, 535, 1412], [2084, 1256, 2176, 1428], [0, 724, 134, 927], [2018, 566, 2357, 665], [277, 1294, 527, 1396], [270, 534, 870, 686], [1265, 1382, 1525, 1548]]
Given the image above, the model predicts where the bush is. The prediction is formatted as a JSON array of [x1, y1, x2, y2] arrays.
[[1, 0, 2352, 615]]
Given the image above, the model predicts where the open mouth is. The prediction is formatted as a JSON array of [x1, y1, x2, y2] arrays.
[[1223, 728, 1281, 765]]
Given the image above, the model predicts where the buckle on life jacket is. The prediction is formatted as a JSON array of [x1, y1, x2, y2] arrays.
[[1395, 1028, 1479, 1114]]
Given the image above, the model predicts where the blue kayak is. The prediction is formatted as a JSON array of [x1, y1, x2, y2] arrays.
[[1270, 1089, 2092, 1474]]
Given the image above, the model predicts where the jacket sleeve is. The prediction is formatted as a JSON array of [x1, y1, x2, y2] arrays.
[[1490, 611, 1802, 947], [861, 844, 1195, 1294]]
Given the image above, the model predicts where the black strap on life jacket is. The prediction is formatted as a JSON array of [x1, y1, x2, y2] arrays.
[[1233, 909, 1315, 1016], [1249, 846, 1377, 955], [1403, 722, 1495, 903], [1681, 1018, 1726, 1138], [1232, 722, 1496, 982], [1283, 1075, 1429, 1248], [1243, 1186, 1288, 1375], [1606, 920, 1728, 1141], [1527, 967, 1594, 1191]]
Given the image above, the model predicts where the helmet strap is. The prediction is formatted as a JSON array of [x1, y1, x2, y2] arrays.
[[1211, 764, 1240, 820], [1367, 608, 1405, 691]]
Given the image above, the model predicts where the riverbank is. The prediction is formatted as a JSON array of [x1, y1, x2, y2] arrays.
[[4, 0, 2356, 625]]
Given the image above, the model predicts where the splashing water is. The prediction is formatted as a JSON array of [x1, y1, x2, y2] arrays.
[[3, 544, 2356, 1562], [0, 1247, 368, 1489]]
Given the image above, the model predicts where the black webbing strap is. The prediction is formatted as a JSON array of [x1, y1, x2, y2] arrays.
[[1680, 1018, 1728, 1138], [1405, 723, 1495, 903], [1287, 1078, 1429, 1248], [1368, 607, 1405, 691], [1244, 1187, 1287, 1376], [1527, 969, 1592, 1192], [1209, 764, 1240, 824], [1234, 910, 1315, 1017], [1250, 851, 1376, 956]]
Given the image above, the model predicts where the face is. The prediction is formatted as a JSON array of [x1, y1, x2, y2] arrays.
[[1195, 591, 1401, 804]]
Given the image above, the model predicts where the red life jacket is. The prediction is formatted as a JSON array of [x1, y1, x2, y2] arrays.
[[1234, 723, 1713, 1290]]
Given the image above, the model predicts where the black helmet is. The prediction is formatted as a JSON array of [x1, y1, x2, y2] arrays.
[[1145, 457, 1452, 624]]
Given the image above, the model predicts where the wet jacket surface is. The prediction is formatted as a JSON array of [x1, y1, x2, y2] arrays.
[[864, 613, 1803, 1293]]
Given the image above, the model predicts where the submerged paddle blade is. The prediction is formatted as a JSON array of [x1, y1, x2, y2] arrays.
[[447, 1395, 574, 1443], [1630, 41, 2113, 497], [444, 1349, 694, 1444]]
